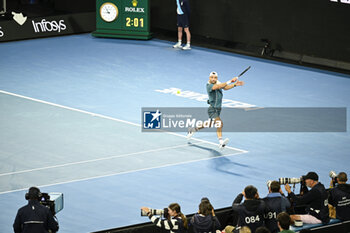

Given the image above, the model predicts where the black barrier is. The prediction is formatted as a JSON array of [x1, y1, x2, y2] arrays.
[[307, 221, 345, 233], [91, 207, 232, 233], [0, 12, 95, 42], [91, 207, 350, 233]]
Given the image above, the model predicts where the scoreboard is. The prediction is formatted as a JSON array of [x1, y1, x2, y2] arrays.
[[92, 0, 152, 39]]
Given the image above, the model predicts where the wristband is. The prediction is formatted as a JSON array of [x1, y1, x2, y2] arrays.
[[226, 81, 231, 85]]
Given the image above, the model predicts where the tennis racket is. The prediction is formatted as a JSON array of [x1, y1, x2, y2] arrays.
[[231, 66, 251, 85], [238, 66, 251, 78]]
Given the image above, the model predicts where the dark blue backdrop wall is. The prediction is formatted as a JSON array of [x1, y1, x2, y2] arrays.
[[2, 0, 349, 64], [151, 0, 350, 63]]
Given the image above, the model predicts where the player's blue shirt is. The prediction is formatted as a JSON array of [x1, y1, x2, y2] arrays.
[[207, 81, 223, 108]]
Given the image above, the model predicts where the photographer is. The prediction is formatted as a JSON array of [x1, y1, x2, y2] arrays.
[[263, 181, 291, 233], [141, 203, 188, 233], [284, 172, 329, 224], [232, 185, 267, 233], [13, 187, 59, 233], [190, 198, 221, 233], [328, 172, 350, 220]]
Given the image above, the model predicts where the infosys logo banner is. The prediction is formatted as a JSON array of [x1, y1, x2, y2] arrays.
[[32, 19, 67, 33]]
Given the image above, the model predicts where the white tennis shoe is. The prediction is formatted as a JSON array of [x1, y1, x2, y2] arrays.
[[173, 42, 183, 49], [219, 138, 229, 149], [182, 43, 191, 50]]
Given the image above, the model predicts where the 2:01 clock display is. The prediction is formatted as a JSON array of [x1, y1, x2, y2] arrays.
[[126, 17, 144, 27]]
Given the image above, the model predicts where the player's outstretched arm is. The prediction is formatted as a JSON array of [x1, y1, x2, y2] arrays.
[[212, 82, 228, 90], [213, 77, 238, 90], [224, 79, 244, 90]]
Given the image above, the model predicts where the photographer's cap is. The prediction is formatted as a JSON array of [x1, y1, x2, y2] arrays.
[[304, 172, 319, 181]]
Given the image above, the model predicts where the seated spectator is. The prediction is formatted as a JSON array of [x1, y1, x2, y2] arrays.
[[263, 181, 291, 233], [232, 185, 267, 233], [328, 172, 350, 221], [284, 172, 329, 224], [191, 197, 221, 233], [277, 212, 295, 233]]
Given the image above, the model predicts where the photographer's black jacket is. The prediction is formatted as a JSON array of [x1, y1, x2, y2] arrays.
[[148, 214, 185, 233], [328, 183, 350, 220], [288, 182, 329, 223], [263, 193, 291, 233], [13, 200, 59, 233], [190, 213, 221, 233], [232, 193, 267, 233]]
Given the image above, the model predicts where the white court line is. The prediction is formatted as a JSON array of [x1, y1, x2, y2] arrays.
[[0, 90, 249, 194], [0, 90, 248, 153], [0, 142, 207, 177], [0, 150, 247, 195]]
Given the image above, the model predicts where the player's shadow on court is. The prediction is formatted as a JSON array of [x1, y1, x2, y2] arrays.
[[212, 156, 254, 177], [187, 142, 252, 177], [187, 142, 222, 157]]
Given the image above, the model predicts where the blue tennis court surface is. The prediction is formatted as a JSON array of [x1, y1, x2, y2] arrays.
[[0, 90, 245, 193], [0, 34, 349, 233]]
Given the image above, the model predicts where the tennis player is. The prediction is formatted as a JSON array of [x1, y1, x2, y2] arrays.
[[187, 71, 244, 148]]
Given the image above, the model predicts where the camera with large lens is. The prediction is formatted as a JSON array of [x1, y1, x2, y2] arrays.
[[329, 170, 338, 187], [279, 177, 302, 185], [277, 176, 308, 195], [266, 180, 273, 188], [329, 171, 338, 179], [141, 208, 169, 218]]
